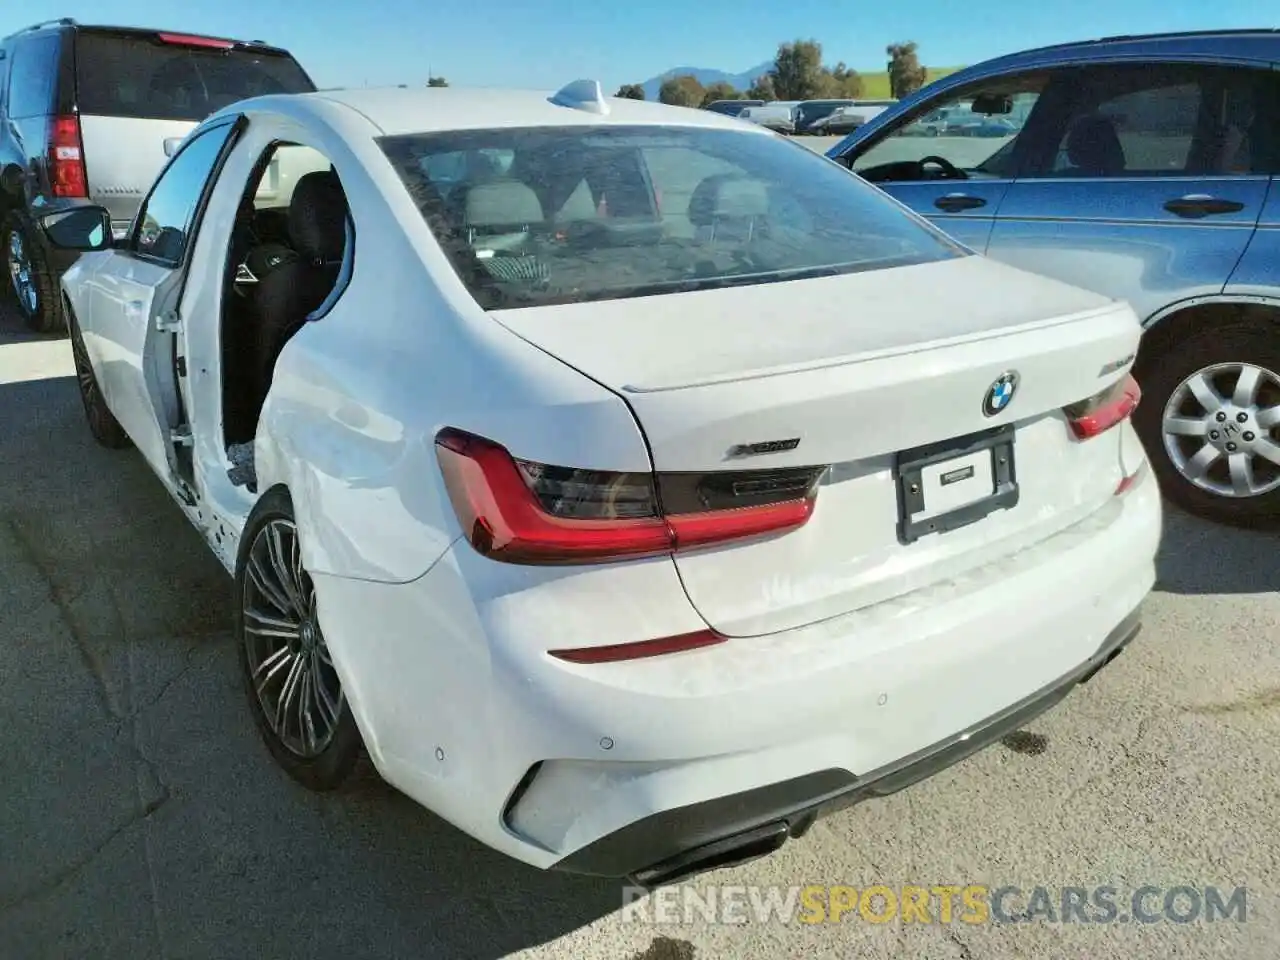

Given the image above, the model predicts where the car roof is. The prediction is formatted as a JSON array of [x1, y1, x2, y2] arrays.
[[961, 28, 1280, 77], [290, 84, 774, 137]]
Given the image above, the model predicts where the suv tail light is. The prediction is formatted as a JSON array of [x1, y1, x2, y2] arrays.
[[49, 116, 87, 199], [435, 428, 824, 565], [1063, 374, 1141, 439]]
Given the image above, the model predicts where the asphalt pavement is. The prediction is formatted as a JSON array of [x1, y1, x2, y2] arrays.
[[1, 278, 1278, 960]]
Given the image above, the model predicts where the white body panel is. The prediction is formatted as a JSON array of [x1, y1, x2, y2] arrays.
[[59, 85, 1162, 877]]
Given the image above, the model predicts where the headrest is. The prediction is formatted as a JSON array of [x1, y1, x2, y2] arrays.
[[1066, 117, 1125, 177], [289, 170, 348, 262], [688, 174, 770, 227], [463, 179, 544, 227]]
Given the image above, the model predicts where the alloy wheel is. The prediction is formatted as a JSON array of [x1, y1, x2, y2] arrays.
[[1161, 361, 1280, 498], [7, 228, 38, 316], [242, 518, 345, 758]]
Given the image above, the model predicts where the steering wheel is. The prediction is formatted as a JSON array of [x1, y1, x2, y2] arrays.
[[918, 155, 965, 179]]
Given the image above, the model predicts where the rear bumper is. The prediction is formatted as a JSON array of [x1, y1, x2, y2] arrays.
[[558, 606, 1142, 886], [310, 458, 1160, 878]]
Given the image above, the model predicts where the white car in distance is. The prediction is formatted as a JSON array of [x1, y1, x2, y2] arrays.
[[41, 79, 1161, 887]]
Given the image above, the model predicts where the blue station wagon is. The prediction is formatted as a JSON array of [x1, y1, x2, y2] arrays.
[[830, 29, 1280, 526]]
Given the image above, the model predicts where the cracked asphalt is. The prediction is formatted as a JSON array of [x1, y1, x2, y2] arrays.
[[2, 285, 1279, 960]]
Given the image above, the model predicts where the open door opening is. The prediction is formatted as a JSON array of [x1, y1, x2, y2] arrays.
[[218, 141, 352, 491]]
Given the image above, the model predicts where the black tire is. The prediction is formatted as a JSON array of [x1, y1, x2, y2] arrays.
[[1134, 318, 1280, 527], [235, 488, 363, 790], [68, 304, 131, 449], [3, 209, 64, 333]]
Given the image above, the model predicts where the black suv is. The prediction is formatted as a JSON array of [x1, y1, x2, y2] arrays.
[[0, 19, 316, 332]]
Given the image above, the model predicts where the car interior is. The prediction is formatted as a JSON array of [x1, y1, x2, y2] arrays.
[[221, 143, 352, 454], [416, 143, 842, 307]]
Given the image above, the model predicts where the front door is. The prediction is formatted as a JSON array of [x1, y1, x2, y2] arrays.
[[87, 118, 241, 493], [985, 62, 1273, 323], [842, 71, 1052, 252]]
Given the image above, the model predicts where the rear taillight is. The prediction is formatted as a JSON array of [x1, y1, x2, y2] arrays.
[[435, 428, 823, 566], [49, 115, 87, 199], [157, 32, 236, 49], [1063, 373, 1141, 439]]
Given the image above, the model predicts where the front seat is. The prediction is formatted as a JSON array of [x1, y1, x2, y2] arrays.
[[247, 169, 349, 418], [688, 173, 770, 243], [1064, 116, 1126, 177]]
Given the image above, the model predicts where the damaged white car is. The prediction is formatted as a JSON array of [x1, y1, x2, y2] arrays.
[[44, 80, 1160, 886]]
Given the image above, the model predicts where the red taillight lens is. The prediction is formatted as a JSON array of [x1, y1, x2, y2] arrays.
[[157, 32, 236, 49], [434, 428, 822, 565], [1063, 374, 1141, 439], [49, 115, 87, 199], [548, 629, 727, 663]]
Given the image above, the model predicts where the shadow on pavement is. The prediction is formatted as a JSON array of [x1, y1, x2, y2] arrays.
[[1155, 505, 1279, 596]]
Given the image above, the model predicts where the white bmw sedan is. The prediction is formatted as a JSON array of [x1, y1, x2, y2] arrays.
[[42, 80, 1160, 886]]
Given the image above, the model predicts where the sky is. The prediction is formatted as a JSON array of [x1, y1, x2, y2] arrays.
[[2, 0, 1272, 92]]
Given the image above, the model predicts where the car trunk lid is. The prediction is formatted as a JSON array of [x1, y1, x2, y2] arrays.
[[491, 255, 1143, 635]]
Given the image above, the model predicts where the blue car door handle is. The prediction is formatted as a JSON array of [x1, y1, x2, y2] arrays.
[[934, 193, 987, 212], [1164, 194, 1245, 218]]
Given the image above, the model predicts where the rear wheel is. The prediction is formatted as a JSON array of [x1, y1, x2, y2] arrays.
[[4, 210, 63, 333], [235, 489, 362, 790], [1134, 320, 1280, 526], [69, 305, 130, 449]]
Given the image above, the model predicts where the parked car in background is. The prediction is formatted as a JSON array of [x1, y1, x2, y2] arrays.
[[793, 98, 855, 134], [830, 29, 1280, 526], [0, 18, 315, 332], [738, 102, 796, 134], [704, 99, 763, 117], [42, 80, 1157, 886], [808, 100, 897, 136]]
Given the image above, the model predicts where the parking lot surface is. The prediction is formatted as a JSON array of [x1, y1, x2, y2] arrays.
[[2, 273, 1279, 960]]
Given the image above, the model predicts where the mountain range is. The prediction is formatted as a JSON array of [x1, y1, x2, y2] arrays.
[[639, 62, 775, 101]]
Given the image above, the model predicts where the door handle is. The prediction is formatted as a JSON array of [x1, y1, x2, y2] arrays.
[[934, 193, 987, 213], [1163, 195, 1245, 218]]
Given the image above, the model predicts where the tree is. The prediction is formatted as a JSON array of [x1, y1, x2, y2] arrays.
[[886, 42, 927, 98], [427, 76, 448, 87], [658, 74, 705, 108], [700, 81, 740, 107], [745, 73, 776, 101], [823, 62, 864, 98], [615, 83, 645, 100], [771, 40, 827, 101]]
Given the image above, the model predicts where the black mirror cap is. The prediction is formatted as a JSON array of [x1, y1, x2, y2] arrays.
[[40, 206, 114, 252]]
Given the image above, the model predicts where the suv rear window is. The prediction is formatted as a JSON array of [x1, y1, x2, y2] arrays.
[[74, 32, 314, 121], [379, 124, 964, 309]]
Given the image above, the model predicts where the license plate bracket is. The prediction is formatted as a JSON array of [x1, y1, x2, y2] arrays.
[[894, 424, 1019, 545]]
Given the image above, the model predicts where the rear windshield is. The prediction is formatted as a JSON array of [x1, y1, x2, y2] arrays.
[[378, 124, 964, 309], [74, 32, 315, 121]]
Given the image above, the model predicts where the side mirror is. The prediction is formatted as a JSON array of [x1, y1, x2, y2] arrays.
[[971, 93, 1013, 116], [163, 136, 184, 157], [40, 206, 114, 252]]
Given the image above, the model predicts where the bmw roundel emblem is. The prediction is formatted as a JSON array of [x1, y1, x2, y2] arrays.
[[983, 371, 1020, 417]]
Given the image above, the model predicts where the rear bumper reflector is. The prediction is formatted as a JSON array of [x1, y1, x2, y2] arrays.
[[548, 629, 727, 664]]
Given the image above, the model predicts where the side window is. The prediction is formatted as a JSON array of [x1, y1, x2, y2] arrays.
[[1037, 65, 1273, 178], [850, 74, 1047, 181], [132, 123, 237, 264], [7, 35, 59, 119]]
